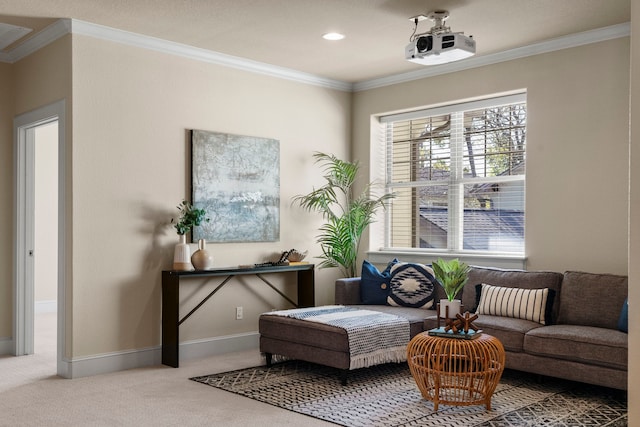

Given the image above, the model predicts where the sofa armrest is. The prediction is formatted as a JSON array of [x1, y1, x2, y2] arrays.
[[335, 277, 362, 305]]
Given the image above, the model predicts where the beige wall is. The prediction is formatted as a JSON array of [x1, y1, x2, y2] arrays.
[[70, 35, 348, 357], [0, 62, 14, 339], [353, 38, 630, 275], [12, 37, 72, 115], [628, 0, 639, 419]]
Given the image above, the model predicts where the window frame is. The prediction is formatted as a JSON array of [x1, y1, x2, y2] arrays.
[[379, 92, 527, 256]]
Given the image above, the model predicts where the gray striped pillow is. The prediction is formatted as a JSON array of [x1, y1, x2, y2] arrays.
[[476, 283, 551, 325]]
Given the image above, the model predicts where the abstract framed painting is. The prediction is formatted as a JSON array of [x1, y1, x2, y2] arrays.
[[191, 129, 280, 243]]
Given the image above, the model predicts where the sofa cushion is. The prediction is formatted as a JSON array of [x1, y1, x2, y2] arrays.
[[360, 259, 397, 305], [335, 277, 362, 305], [556, 271, 628, 330], [422, 314, 541, 353], [462, 314, 543, 353], [463, 267, 563, 323], [524, 324, 627, 370], [475, 283, 555, 325], [387, 263, 436, 309]]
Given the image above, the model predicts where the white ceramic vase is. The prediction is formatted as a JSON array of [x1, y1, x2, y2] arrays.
[[439, 299, 462, 319], [191, 239, 214, 270], [173, 234, 193, 271]]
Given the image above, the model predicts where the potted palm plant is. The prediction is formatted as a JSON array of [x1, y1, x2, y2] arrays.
[[432, 258, 470, 318], [293, 152, 394, 278]]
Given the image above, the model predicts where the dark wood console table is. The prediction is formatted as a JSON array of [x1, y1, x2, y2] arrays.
[[161, 264, 315, 367]]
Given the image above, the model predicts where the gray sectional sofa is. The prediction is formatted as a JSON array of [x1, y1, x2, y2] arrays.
[[333, 266, 628, 390]]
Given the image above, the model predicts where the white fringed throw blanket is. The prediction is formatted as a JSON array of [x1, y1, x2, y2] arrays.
[[269, 305, 410, 370]]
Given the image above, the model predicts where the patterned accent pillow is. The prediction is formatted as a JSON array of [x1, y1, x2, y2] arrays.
[[360, 259, 398, 305], [475, 283, 555, 325], [387, 263, 436, 309]]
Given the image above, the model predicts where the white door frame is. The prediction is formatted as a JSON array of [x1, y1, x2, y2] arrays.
[[13, 99, 68, 378]]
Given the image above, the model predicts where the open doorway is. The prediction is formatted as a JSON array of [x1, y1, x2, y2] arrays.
[[33, 122, 58, 360], [13, 99, 67, 378]]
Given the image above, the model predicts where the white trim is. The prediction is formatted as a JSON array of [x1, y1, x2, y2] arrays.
[[35, 300, 57, 314], [69, 19, 352, 92], [61, 347, 161, 379], [368, 250, 526, 270], [13, 116, 33, 356], [354, 22, 631, 92], [0, 19, 70, 64], [0, 19, 630, 93], [60, 332, 259, 378], [380, 92, 527, 123], [0, 337, 13, 355], [13, 99, 67, 379], [179, 332, 259, 363]]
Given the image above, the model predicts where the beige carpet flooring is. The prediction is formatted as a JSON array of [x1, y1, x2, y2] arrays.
[[0, 313, 333, 426]]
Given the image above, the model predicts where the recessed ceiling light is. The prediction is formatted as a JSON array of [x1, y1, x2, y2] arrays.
[[322, 32, 345, 41]]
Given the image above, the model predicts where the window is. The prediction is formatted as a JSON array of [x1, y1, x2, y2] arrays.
[[381, 93, 526, 254]]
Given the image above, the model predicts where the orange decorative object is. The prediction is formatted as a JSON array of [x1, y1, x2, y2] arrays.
[[456, 311, 479, 333], [406, 332, 505, 411], [436, 302, 464, 329], [442, 310, 479, 333]]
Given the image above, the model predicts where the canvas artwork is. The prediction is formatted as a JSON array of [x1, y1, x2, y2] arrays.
[[191, 129, 280, 242]]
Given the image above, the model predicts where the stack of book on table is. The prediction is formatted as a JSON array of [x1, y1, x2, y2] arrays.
[[428, 326, 483, 340]]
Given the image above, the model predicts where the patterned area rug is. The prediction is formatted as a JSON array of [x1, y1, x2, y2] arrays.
[[191, 361, 627, 427]]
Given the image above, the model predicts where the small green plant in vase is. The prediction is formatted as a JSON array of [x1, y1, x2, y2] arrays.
[[172, 200, 209, 235], [432, 258, 471, 319], [171, 200, 209, 270]]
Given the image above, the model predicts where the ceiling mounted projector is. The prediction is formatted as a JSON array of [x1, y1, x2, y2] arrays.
[[405, 10, 475, 66]]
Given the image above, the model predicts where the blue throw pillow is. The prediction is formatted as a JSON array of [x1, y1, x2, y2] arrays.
[[618, 298, 628, 333], [360, 259, 398, 305]]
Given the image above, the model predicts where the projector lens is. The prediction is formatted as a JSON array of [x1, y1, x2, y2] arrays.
[[416, 36, 432, 53]]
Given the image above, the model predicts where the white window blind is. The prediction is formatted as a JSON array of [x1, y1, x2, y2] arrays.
[[382, 93, 526, 253]]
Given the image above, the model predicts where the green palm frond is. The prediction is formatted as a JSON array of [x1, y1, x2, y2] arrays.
[[432, 258, 471, 301], [293, 152, 394, 278]]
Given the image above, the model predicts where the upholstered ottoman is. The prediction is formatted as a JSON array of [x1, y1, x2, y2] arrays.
[[259, 305, 428, 384]]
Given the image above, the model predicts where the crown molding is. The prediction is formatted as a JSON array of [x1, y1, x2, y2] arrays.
[[1, 19, 629, 93], [0, 18, 71, 64], [0, 18, 351, 91], [69, 19, 353, 92], [353, 22, 631, 92]]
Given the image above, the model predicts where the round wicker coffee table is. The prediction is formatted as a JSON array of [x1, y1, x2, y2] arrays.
[[407, 332, 505, 411]]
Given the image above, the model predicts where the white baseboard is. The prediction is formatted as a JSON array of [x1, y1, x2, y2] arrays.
[[60, 345, 162, 378], [180, 331, 259, 362], [61, 332, 260, 378], [0, 337, 13, 355]]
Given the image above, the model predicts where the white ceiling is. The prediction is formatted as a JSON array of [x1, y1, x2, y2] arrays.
[[0, 0, 631, 83]]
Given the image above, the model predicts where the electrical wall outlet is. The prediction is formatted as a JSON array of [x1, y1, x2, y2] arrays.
[[236, 306, 243, 320]]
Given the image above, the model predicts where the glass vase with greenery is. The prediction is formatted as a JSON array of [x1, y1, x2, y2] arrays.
[[293, 152, 393, 278]]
